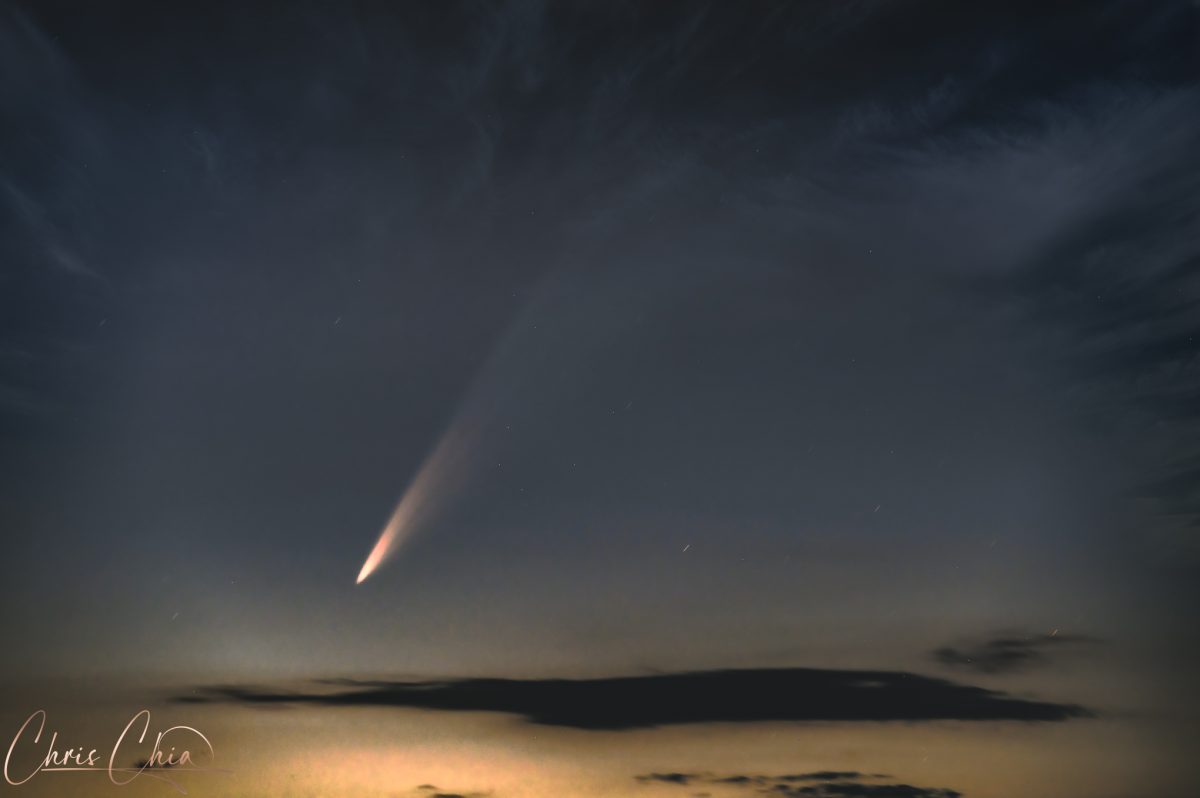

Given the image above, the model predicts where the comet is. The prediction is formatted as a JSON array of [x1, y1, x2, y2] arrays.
[[355, 410, 479, 584], [354, 318, 527, 584], [353, 269, 582, 584]]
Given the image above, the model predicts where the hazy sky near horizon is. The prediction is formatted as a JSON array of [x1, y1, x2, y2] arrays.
[[1, 2, 1198, 796]]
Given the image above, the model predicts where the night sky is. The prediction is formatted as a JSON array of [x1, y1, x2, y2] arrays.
[[1, 2, 1198, 797]]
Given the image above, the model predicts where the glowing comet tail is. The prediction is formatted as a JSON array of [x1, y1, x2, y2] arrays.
[[355, 414, 478, 584], [355, 275, 560, 584]]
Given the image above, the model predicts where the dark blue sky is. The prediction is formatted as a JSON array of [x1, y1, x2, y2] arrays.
[[0, 6, 1197, 794]]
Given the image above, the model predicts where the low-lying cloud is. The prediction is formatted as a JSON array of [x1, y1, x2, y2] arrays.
[[933, 632, 1101, 675], [635, 770, 960, 798], [180, 666, 1087, 730]]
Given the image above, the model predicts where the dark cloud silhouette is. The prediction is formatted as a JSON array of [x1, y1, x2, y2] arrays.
[[411, 786, 486, 798], [706, 772, 874, 786], [933, 632, 1101, 674], [784, 773, 872, 782], [713, 775, 760, 785], [638, 773, 699, 785], [770, 785, 959, 798], [634, 770, 956, 798], [179, 667, 1086, 730]]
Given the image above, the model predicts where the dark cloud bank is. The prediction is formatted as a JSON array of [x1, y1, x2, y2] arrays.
[[414, 786, 487, 798], [180, 667, 1086, 730], [637, 771, 960, 798], [413, 775, 962, 798]]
